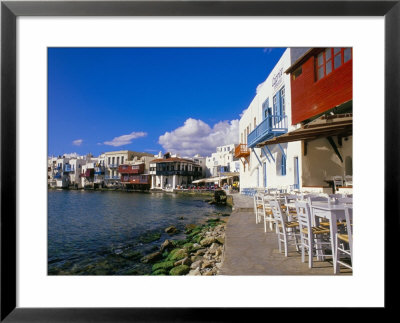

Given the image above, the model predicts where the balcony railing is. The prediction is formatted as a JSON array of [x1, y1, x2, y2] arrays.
[[247, 115, 288, 148], [54, 173, 62, 179], [108, 164, 119, 168], [63, 165, 74, 172], [121, 175, 150, 184], [105, 176, 121, 180], [234, 144, 250, 158], [94, 166, 105, 175], [118, 164, 144, 174], [156, 170, 202, 176]]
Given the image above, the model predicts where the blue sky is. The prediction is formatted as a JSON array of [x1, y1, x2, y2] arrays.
[[48, 47, 286, 158]]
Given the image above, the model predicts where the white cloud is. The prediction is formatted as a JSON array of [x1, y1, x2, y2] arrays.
[[103, 131, 147, 147], [72, 139, 83, 146], [158, 118, 239, 157]]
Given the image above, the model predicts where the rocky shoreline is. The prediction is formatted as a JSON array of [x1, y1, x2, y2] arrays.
[[141, 216, 228, 276]]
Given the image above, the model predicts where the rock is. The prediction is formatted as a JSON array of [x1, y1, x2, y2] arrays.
[[174, 257, 191, 267], [165, 226, 178, 235], [121, 250, 142, 260], [160, 239, 174, 252], [188, 267, 201, 276], [152, 261, 175, 272], [200, 237, 216, 247], [169, 265, 190, 276], [195, 249, 207, 256], [185, 223, 198, 233], [190, 260, 203, 270], [139, 232, 161, 243], [201, 261, 213, 269], [182, 242, 194, 252], [151, 269, 167, 275], [140, 251, 162, 264], [178, 216, 185, 220], [216, 236, 225, 245], [167, 248, 188, 261]]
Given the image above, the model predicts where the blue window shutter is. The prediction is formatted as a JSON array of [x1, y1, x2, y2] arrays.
[[281, 155, 286, 176], [276, 89, 282, 117]]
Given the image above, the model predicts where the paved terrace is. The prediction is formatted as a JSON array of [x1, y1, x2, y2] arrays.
[[220, 193, 351, 275]]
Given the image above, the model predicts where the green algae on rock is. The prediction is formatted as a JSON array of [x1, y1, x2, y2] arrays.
[[169, 265, 190, 275]]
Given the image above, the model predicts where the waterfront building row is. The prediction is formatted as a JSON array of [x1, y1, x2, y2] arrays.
[[236, 47, 353, 194], [48, 149, 224, 190]]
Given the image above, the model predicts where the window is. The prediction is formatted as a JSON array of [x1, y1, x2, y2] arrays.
[[121, 156, 124, 164], [112, 157, 115, 164], [281, 155, 286, 176], [241, 133, 243, 143], [254, 117, 257, 128], [108, 157, 111, 164], [273, 86, 285, 120], [262, 98, 270, 120], [316, 48, 352, 80], [117, 157, 119, 165]]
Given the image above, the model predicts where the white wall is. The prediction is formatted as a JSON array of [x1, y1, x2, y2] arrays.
[[238, 48, 302, 191]]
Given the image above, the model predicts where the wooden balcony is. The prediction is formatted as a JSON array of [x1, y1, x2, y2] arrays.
[[118, 164, 144, 174], [234, 144, 250, 158], [121, 175, 150, 184]]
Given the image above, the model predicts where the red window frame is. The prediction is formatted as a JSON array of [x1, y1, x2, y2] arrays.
[[316, 48, 352, 81]]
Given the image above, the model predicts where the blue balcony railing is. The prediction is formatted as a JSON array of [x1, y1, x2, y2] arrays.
[[105, 176, 121, 180], [247, 115, 288, 148], [54, 173, 62, 179], [64, 165, 74, 172]]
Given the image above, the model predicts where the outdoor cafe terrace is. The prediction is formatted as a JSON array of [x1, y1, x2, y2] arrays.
[[220, 191, 353, 275]]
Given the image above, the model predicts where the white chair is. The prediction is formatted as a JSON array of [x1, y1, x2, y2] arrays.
[[333, 176, 344, 192], [283, 194, 299, 221], [344, 175, 353, 186], [295, 200, 332, 268], [335, 197, 353, 205], [270, 200, 299, 257], [334, 205, 353, 274], [254, 193, 264, 224], [262, 195, 276, 232]]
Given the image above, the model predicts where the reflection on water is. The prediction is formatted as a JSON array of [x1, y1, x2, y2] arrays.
[[48, 190, 231, 275]]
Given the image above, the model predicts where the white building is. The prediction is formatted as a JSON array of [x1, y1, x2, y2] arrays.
[[205, 144, 238, 177], [236, 48, 308, 192], [150, 152, 203, 190], [65, 156, 87, 188], [103, 150, 153, 187]]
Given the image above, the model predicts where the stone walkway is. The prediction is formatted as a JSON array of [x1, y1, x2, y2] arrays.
[[219, 193, 351, 275]]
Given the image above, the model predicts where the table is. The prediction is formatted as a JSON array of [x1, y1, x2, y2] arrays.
[[310, 202, 348, 273]]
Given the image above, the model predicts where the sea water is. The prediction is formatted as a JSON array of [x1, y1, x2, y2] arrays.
[[48, 189, 231, 275]]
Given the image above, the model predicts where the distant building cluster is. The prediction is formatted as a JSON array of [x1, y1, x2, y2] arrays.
[[48, 146, 241, 190]]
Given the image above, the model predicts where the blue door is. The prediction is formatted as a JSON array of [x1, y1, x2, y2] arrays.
[[263, 162, 267, 188], [294, 157, 299, 189]]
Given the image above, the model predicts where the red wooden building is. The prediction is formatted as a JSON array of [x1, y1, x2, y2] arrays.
[[286, 47, 352, 124]]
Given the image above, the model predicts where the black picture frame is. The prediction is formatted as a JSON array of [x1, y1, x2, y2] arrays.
[[1, 0, 397, 321]]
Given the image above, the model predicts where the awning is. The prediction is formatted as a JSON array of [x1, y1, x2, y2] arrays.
[[192, 173, 239, 184], [256, 113, 352, 147]]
